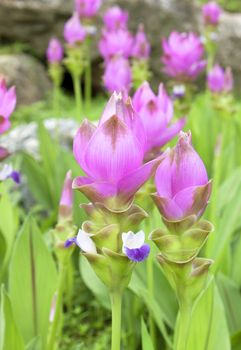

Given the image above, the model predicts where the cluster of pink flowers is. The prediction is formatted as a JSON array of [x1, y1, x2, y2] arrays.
[[99, 6, 151, 94]]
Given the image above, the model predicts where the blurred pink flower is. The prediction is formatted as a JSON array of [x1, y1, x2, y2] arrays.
[[133, 82, 185, 153], [202, 1, 222, 26], [103, 6, 129, 31], [103, 56, 132, 94], [46, 37, 63, 64], [0, 78, 16, 135], [99, 28, 133, 60], [161, 32, 206, 81], [207, 64, 233, 93], [75, 0, 102, 18], [132, 25, 151, 60], [64, 12, 86, 45], [59, 170, 73, 219]]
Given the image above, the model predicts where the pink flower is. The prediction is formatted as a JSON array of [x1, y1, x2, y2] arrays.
[[75, 0, 102, 18], [59, 170, 73, 219], [202, 1, 222, 26], [0, 78, 16, 135], [99, 28, 133, 61], [103, 56, 132, 94], [207, 64, 233, 93], [46, 37, 63, 64], [133, 82, 185, 154], [153, 131, 212, 221], [64, 12, 86, 45], [72, 93, 160, 210], [103, 6, 129, 31], [161, 32, 206, 81], [132, 25, 151, 60]]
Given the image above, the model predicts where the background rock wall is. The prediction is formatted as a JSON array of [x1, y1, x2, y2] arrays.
[[0, 0, 240, 104]]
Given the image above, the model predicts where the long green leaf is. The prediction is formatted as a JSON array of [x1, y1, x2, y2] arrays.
[[9, 216, 57, 348], [0, 286, 25, 350], [141, 318, 154, 350]]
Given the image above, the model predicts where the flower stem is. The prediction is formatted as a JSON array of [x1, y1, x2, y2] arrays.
[[85, 61, 92, 111], [110, 291, 123, 350], [72, 72, 82, 120], [147, 250, 157, 348], [53, 85, 60, 117], [175, 303, 192, 350], [47, 263, 67, 350]]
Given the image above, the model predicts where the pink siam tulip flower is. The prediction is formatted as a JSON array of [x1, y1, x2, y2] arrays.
[[99, 29, 133, 60], [132, 25, 151, 60], [207, 64, 233, 93], [59, 170, 73, 219], [161, 32, 206, 81], [103, 6, 129, 31], [46, 37, 63, 64], [103, 56, 132, 94], [133, 82, 185, 153], [75, 0, 102, 18], [0, 78, 17, 135], [64, 12, 86, 45], [202, 1, 222, 26], [72, 93, 160, 210], [153, 131, 212, 221]]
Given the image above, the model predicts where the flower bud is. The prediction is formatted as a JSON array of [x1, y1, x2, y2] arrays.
[[153, 131, 212, 221], [103, 6, 129, 31], [202, 1, 222, 26], [64, 12, 86, 45], [131, 25, 151, 60], [46, 37, 63, 64], [103, 57, 132, 94], [207, 64, 233, 93], [58, 171, 73, 220], [75, 0, 102, 19]]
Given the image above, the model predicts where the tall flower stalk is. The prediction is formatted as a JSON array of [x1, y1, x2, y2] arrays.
[[150, 132, 213, 350], [64, 12, 86, 119]]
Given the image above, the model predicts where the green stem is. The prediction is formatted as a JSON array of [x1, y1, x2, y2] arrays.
[[47, 263, 67, 350], [53, 85, 60, 117], [85, 61, 92, 111], [175, 304, 192, 350], [110, 291, 123, 350], [145, 219, 157, 348], [72, 73, 82, 120]]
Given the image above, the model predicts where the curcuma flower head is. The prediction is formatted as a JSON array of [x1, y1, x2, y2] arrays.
[[131, 25, 151, 60], [207, 64, 233, 93], [99, 29, 133, 61], [152, 131, 212, 221], [58, 170, 73, 220], [202, 1, 222, 26], [103, 56, 132, 94], [46, 37, 63, 64], [0, 78, 17, 135], [103, 6, 129, 31], [133, 81, 185, 155], [72, 92, 160, 211], [64, 12, 86, 45], [161, 32, 206, 81], [75, 0, 102, 18]]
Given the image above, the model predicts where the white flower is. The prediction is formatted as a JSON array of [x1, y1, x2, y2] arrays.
[[0, 164, 13, 181], [122, 230, 145, 253], [76, 229, 97, 254]]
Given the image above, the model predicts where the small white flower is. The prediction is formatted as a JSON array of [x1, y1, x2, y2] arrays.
[[0, 164, 13, 181], [76, 229, 97, 254], [122, 230, 145, 253]]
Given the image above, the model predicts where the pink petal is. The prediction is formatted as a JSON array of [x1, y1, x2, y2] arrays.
[[151, 194, 183, 220], [73, 119, 96, 174], [155, 150, 173, 198], [118, 157, 161, 204], [173, 182, 212, 218], [84, 115, 143, 184], [151, 117, 186, 150]]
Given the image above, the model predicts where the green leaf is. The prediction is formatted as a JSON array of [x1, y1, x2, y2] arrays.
[[141, 318, 154, 350], [79, 256, 110, 309], [217, 274, 241, 335], [186, 278, 231, 350], [9, 216, 57, 348], [0, 285, 25, 350], [0, 183, 19, 281]]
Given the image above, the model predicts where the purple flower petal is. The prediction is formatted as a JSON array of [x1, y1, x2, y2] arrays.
[[125, 244, 150, 262], [10, 171, 21, 184], [64, 237, 76, 248]]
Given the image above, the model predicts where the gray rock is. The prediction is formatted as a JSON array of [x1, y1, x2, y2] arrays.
[[0, 54, 51, 105]]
